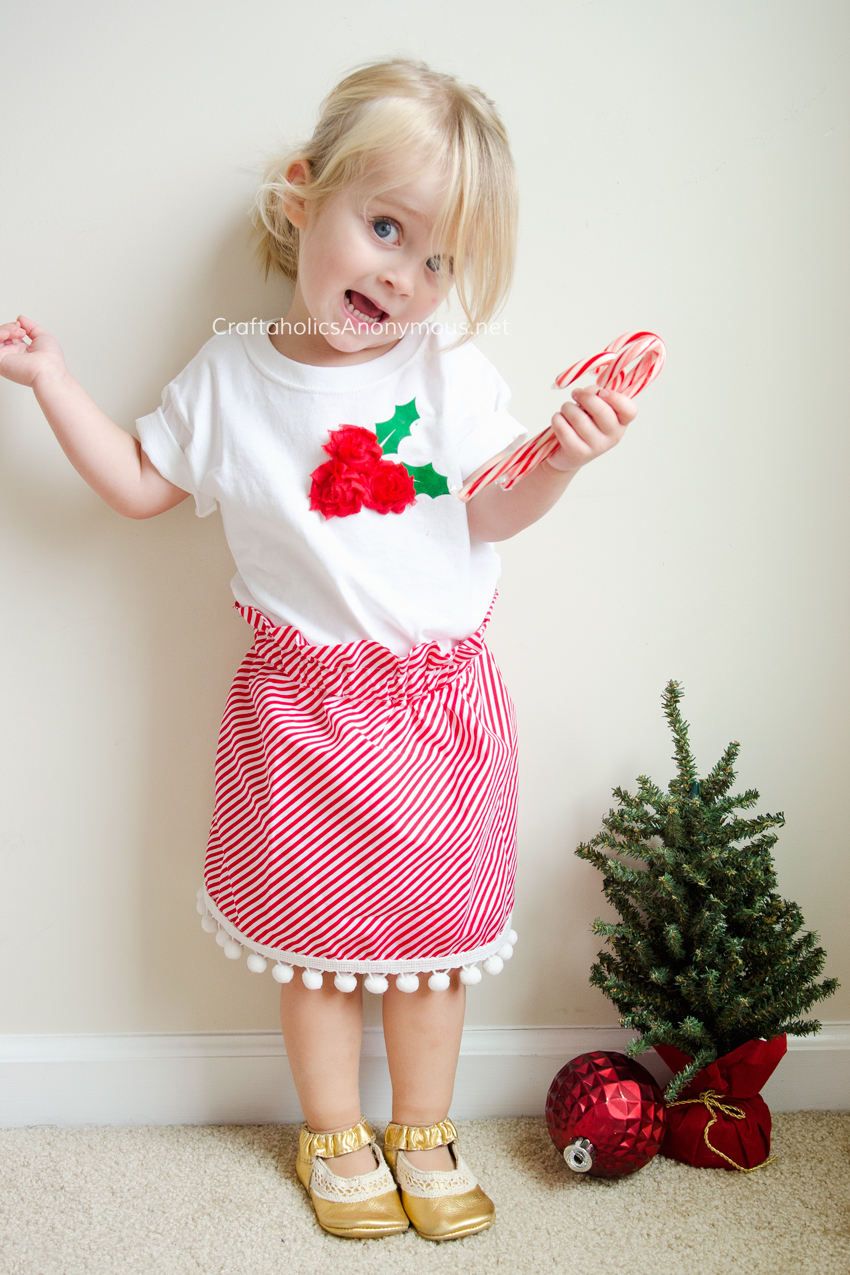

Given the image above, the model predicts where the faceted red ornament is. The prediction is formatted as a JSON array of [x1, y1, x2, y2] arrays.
[[545, 1050, 667, 1178]]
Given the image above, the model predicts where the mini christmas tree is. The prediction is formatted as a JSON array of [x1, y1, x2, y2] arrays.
[[576, 681, 838, 1100]]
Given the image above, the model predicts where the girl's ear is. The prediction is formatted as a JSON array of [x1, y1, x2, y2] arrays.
[[282, 159, 311, 229]]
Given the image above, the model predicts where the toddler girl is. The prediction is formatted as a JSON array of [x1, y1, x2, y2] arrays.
[[0, 59, 636, 1241]]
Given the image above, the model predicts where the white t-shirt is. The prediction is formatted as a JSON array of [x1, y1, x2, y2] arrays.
[[136, 326, 525, 656]]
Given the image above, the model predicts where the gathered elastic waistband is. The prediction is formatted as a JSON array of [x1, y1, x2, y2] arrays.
[[235, 598, 495, 706]]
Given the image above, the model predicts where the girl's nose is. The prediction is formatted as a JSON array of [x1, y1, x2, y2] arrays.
[[378, 254, 416, 298]]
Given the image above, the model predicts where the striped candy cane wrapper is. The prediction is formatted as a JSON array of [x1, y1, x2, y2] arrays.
[[456, 331, 666, 503]]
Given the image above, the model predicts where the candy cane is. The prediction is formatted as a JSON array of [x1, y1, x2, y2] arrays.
[[456, 331, 666, 502]]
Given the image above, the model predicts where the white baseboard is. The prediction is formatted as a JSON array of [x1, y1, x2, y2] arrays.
[[2, 1024, 848, 1127]]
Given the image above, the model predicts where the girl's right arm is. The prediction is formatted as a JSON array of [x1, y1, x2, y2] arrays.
[[0, 315, 189, 519]]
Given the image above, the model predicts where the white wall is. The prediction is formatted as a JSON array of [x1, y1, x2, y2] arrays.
[[1, 0, 847, 1041]]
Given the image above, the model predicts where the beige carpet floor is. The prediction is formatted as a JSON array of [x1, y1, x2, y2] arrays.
[[1, 1114, 848, 1275]]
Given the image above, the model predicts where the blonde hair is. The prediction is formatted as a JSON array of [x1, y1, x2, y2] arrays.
[[253, 59, 518, 334]]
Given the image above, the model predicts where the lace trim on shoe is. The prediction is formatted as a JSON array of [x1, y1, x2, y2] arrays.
[[310, 1147, 397, 1203], [384, 1118, 458, 1154], [395, 1149, 479, 1199], [301, 1117, 374, 1159]]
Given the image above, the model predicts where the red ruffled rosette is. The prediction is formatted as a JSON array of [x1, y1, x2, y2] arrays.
[[309, 459, 371, 518], [364, 460, 415, 514], [309, 425, 416, 519], [655, 1035, 787, 1171], [321, 425, 383, 470]]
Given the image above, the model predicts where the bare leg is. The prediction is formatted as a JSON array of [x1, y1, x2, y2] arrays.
[[382, 972, 466, 1170], [279, 979, 374, 1177]]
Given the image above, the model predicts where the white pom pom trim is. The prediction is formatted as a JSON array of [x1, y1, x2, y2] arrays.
[[201, 895, 516, 989]]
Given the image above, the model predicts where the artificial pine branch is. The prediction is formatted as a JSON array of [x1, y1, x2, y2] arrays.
[[576, 681, 839, 1101]]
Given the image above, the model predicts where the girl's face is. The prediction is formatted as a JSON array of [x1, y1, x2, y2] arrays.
[[279, 161, 454, 364]]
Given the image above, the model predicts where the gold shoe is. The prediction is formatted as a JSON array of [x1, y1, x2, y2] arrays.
[[383, 1119, 495, 1242], [295, 1117, 409, 1239]]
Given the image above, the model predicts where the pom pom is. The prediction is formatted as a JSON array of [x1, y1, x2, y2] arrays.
[[428, 971, 451, 991], [482, 954, 504, 976], [271, 962, 294, 984], [196, 899, 206, 915], [497, 943, 514, 961], [224, 939, 242, 960], [246, 952, 268, 974], [508, 929, 518, 945], [302, 968, 324, 990], [215, 929, 229, 947], [364, 973, 389, 995], [459, 964, 482, 985], [201, 915, 217, 933], [396, 973, 419, 993], [196, 887, 204, 900], [334, 972, 358, 993]]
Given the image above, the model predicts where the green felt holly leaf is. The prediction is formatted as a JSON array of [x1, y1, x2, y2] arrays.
[[376, 398, 419, 454], [405, 462, 451, 499]]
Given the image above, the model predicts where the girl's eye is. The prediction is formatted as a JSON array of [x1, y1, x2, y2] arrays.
[[372, 218, 400, 245]]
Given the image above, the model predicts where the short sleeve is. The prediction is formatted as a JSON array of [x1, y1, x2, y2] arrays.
[[454, 368, 527, 483], [136, 377, 217, 518]]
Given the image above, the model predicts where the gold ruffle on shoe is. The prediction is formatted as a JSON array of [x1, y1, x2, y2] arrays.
[[296, 1118, 408, 1239], [298, 1117, 376, 1165], [383, 1120, 495, 1242]]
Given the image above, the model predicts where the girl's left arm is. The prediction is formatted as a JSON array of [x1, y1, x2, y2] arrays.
[[465, 385, 637, 542]]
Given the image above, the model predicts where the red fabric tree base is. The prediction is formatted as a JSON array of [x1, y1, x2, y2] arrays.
[[654, 1036, 787, 1171]]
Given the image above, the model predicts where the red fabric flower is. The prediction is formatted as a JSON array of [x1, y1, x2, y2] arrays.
[[321, 425, 383, 470], [364, 460, 416, 515], [309, 425, 417, 519], [309, 458, 370, 518]]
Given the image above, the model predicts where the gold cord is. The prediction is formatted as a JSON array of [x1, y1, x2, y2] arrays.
[[666, 1088, 777, 1173]]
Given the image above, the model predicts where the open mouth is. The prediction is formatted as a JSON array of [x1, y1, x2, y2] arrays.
[[345, 290, 388, 324]]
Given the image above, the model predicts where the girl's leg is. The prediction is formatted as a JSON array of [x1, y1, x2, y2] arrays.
[[382, 971, 466, 1170], [279, 979, 374, 1176]]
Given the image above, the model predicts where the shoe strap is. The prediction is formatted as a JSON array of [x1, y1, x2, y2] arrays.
[[302, 1116, 374, 1159], [384, 1118, 458, 1154]]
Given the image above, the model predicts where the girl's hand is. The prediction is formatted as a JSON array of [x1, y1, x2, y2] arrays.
[[545, 385, 637, 472], [0, 314, 188, 518], [0, 315, 69, 390]]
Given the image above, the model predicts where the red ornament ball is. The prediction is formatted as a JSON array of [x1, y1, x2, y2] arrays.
[[545, 1050, 667, 1179]]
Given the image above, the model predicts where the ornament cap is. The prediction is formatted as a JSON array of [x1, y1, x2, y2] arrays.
[[564, 1137, 596, 1174]]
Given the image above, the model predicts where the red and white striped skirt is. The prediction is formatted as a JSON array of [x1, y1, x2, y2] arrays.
[[198, 601, 518, 987]]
